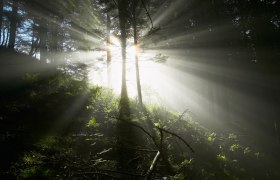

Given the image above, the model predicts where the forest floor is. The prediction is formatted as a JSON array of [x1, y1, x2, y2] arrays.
[[0, 50, 280, 179]]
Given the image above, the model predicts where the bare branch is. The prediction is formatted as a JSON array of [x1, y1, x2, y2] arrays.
[[157, 127, 195, 153], [168, 109, 189, 131], [126, 147, 158, 153], [109, 116, 159, 149], [145, 151, 160, 179], [178, 109, 189, 121], [140, 0, 154, 29]]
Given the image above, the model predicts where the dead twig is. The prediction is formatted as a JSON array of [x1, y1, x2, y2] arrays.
[[146, 129, 164, 179], [145, 151, 160, 179], [168, 109, 189, 131]]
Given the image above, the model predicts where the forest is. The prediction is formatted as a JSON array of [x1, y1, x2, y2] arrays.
[[0, 0, 280, 179]]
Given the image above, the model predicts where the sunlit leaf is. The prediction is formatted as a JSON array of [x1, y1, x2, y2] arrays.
[[87, 116, 98, 127], [230, 144, 240, 152], [217, 154, 227, 162]]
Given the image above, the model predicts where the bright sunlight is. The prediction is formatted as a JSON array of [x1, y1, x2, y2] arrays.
[[87, 35, 169, 106]]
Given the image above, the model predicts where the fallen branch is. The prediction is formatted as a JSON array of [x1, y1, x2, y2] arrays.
[[146, 129, 163, 179], [126, 147, 158, 153], [110, 115, 194, 178], [157, 127, 195, 153], [178, 109, 189, 121], [145, 151, 160, 180], [168, 109, 189, 131], [110, 116, 159, 149]]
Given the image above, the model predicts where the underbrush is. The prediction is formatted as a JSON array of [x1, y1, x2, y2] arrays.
[[0, 66, 279, 179]]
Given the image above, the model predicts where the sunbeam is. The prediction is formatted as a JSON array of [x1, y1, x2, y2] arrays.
[[1, 0, 279, 179]]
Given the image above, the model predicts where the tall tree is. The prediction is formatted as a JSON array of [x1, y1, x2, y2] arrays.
[[131, 0, 143, 106], [106, 12, 112, 86], [28, 21, 39, 56], [8, 0, 18, 50], [24, 0, 49, 61], [117, 0, 129, 117], [96, 0, 117, 87], [0, 0, 3, 43], [38, 17, 47, 62]]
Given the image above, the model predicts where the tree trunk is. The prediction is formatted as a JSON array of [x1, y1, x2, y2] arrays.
[[0, 0, 3, 44], [50, 19, 59, 63], [118, 0, 129, 117], [8, 0, 18, 50], [106, 13, 112, 87], [29, 21, 36, 56], [116, 0, 137, 172], [4, 26, 9, 47], [132, 1, 143, 106], [1, 27, 5, 46], [39, 18, 47, 62]]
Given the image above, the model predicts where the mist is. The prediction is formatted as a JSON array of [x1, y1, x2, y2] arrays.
[[1, 0, 280, 179]]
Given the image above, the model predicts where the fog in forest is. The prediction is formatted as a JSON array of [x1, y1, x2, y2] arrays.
[[0, 0, 279, 179]]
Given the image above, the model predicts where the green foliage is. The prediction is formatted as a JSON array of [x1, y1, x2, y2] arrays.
[[183, 159, 190, 167], [207, 132, 216, 142], [18, 167, 52, 179], [15, 152, 53, 179], [244, 147, 251, 154], [230, 144, 240, 152], [2, 65, 278, 179], [36, 136, 73, 152], [87, 116, 98, 127], [23, 152, 42, 165], [217, 153, 227, 162], [228, 133, 237, 140]]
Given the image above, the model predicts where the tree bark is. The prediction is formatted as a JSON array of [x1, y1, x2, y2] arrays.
[[39, 18, 47, 62], [4, 26, 9, 47], [29, 21, 36, 56], [0, 0, 3, 44], [118, 0, 129, 117], [132, 0, 143, 106], [8, 0, 18, 50], [119, 0, 128, 100], [50, 18, 59, 63], [1, 27, 5, 46], [106, 12, 112, 87]]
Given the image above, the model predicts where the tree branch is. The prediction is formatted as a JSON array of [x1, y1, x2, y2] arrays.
[[140, 0, 154, 29], [145, 151, 160, 179], [109, 116, 159, 149], [168, 109, 189, 131], [126, 147, 158, 153], [157, 127, 195, 153]]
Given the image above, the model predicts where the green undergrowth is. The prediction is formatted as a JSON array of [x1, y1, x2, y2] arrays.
[[0, 67, 279, 179]]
